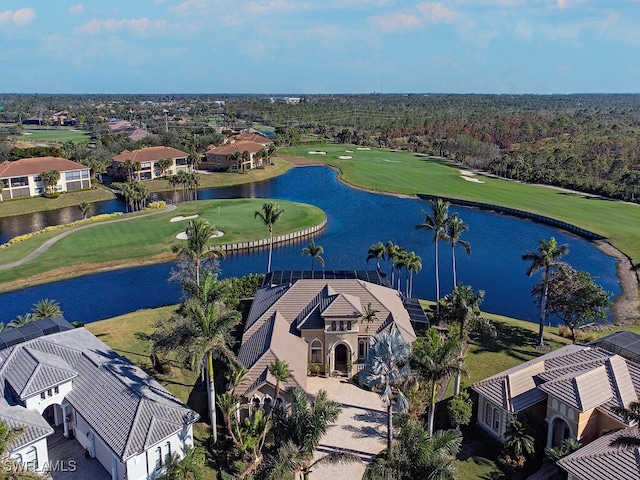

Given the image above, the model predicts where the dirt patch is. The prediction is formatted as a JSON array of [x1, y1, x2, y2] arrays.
[[594, 240, 640, 324]]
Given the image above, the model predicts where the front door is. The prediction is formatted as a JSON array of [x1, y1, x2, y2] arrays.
[[335, 344, 348, 373]]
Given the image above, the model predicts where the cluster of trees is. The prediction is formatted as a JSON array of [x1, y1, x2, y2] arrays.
[[120, 180, 149, 212], [39, 169, 60, 196], [168, 171, 201, 202], [366, 241, 422, 297], [1, 299, 63, 331]]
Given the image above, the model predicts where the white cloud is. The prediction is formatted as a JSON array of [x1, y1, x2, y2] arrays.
[[69, 4, 84, 14], [416, 2, 459, 24], [0, 8, 36, 26], [75, 17, 168, 35], [370, 12, 422, 32]]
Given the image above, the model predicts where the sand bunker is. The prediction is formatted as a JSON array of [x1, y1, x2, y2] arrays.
[[339, 156, 353, 160], [357, 147, 371, 150], [461, 176, 485, 184], [383, 159, 399, 163], [170, 214, 199, 223], [459, 170, 477, 177], [176, 231, 224, 240], [345, 150, 354, 153], [308, 151, 327, 155]]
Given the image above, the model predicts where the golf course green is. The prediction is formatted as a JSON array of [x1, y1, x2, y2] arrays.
[[0, 199, 325, 289], [281, 144, 640, 264]]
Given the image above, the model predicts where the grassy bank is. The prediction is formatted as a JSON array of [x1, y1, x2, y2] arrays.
[[0, 198, 325, 290], [0, 186, 115, 218], [281, 145, 640, 264]]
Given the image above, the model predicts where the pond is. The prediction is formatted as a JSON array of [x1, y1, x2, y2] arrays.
[[0, 166, 621, 325]]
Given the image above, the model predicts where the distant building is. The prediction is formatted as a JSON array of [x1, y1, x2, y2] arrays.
[[111, 146, 192, 180], [203, 140, 268, 172], [0, 157, 91, 199]]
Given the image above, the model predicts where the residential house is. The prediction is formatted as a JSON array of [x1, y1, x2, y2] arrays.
[[0, 318, 199, 480], [234, 131, 273, 146], [0, 157, 91, 199], [111, 146, 191, 180], [472, 344, 640, 450], [236, 272, 418, 414], [203, 140, 268, 172]]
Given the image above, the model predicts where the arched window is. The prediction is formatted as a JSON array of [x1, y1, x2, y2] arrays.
[[25, 447, 37, 471], [339, 321, 344, 331], [331, 321, 336, 331], [163, 442, 171, 463], [154, 446, 162, 469], [13, 453, 22, 465], [311, 340, 322, 364], [347, 321, 352, 330], [358, 338, 367, 360], [251, 396, 261, 414], [263, 396, 273, 413]]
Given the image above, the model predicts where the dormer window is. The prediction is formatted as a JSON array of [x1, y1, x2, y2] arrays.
[[339, 321, 344, 331], [331, 321, 336, 331], [347, 321, 352, 330]]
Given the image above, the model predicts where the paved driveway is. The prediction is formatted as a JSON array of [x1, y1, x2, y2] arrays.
[[48, 427, 110, 480], [306, 376, 387, 480]]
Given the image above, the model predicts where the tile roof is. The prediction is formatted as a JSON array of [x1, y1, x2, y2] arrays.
[[234, 132, 272, 145], [0, 328, 198, 461], [321, 293, 363, 318], [206, 141, 266, 155], [0, 157, 89, 178], [0, 398, 53, 451], [557, 427, 640, 480], [112, 146, 189, 163]]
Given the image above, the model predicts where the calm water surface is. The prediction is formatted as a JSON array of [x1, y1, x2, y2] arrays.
[[0, 167, 621, 325]]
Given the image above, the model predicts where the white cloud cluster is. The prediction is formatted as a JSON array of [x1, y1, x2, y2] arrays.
[[75, 17, 168, 35], [370, 2, 461, 32], [0, 8, 36, 26], [69, 4, 84, 14]]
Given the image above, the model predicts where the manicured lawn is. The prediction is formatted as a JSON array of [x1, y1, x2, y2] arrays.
[[0, 198, 325, 288], [281, 145, 640, 264], [20, 127, 90, 142], [0, 187, 115, 218]]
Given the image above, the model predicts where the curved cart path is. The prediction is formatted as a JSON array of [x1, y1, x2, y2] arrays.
[[0, 204, 176, 271]]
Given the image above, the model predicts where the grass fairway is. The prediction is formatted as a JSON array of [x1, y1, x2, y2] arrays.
[[0, 198, 325, 289], [20, 127, 90, 142], [281, 145, 640, 264]]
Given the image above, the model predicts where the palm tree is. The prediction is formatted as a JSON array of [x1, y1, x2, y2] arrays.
[[158, 446, 205, 480], [78, 201, 90, 219], [404, 251, 422, 298], [31, 298, 63, 320], [522, 237, 569, 347], [411, 328, 465, 436], [384, 241, 400, 288], [503, 418, 535, 459], [158, 157, 173, 177], [441, 284, 491, 395], [265, 388, 357, 480], [394, 248, 408, 293], [254, 202, 286, 273], [416, 198, 450, 314], [366, 241, 386, 272], [172, 219, 225, 286], [7, 313, 35, 329], [446, 213, 471, 289], [363, 329, 411, 459], [301, 240, 324, 273], [610, 402, 640, 447], [132, 161, 142, 181], [121, 159, 134, 181], [268, 359, 292, 412], [361, 302, 379, 334], [183, 275, 241, 444]]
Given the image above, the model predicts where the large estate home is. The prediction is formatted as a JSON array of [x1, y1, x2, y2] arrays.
[[111, 146, 192, 180], [236, 271, 421, 414], [0, 157, 91, 199], [203, 140, 269, 172], [0, 318, 199, 480], [472, 342, 640, 479]]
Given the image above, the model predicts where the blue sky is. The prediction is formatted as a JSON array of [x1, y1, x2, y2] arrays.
[[1, 1, 639, 94]]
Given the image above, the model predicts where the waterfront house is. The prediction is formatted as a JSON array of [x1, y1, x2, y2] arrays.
[[203, 140, 267, 172], [0, 318, 199, 480], [0, 157, 91, 199], [111, 146, 191, 180], [236, 272, 419, 414]]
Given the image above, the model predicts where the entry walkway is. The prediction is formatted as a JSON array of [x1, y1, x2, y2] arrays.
[[48, 427, 110, 480], [306, 376, 387, 480]]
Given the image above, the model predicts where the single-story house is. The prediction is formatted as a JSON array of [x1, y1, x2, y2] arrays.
[[0, 157, 91, 199], [472, 343, 640, 450], [0, 318, 199, 480], [236, 272, 418, 414], [203, 140, 268, 172], [111, 146, 191, 180]]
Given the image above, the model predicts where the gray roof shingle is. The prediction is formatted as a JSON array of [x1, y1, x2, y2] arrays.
[[0, 398, 53, 451]]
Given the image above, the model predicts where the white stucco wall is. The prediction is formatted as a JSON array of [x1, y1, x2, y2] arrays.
[[11, 437, 50, 475], [24, 380, 73, 414]]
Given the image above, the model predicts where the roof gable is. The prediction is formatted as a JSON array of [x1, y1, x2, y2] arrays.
[[321, 293, 363, 318]]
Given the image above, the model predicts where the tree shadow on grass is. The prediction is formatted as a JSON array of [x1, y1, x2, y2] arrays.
[[472, 322, 541, 356]]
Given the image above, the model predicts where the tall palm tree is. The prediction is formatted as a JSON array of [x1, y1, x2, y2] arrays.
[[301, 240, 324, 273], [31, 298, 63, 320], [361, 303, 379, 334], [254, 202, 286, 273], [183, 276, 241, 444], [404, 251, 422, 298], [394, 248, 408, 293], [384, 241, 400, 288], [416, 198, 450, 314], [441, 284, 491, 395], [268, 359, 292, 412], [78, 201, 90, 219], [172, 219, 225, 286], [411, 328, 465, 436], [366, 241, 386, 272], [522, 237, 569, 347], [363, 329, 411, 459], [446, 213, 471, 289]]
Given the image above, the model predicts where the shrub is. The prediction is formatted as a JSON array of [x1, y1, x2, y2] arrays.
[[447, 390, 473, 428], [148, 200, 166, 209]]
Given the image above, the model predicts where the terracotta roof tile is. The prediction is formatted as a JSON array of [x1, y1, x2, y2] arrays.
[[112, 146, 189, 163], [0, 157, 88, 178]]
